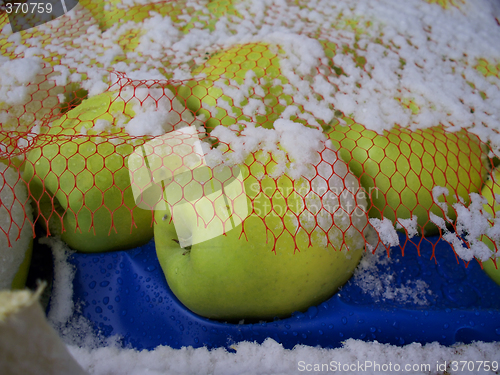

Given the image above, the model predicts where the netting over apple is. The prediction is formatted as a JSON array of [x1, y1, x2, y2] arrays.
[[1, 0, 500, 273]]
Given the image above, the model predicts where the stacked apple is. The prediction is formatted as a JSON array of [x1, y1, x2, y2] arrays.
[[0, 162, 33, 290], [153, 135, 370, 320], [478, 171, 500, 285], [315, 37, 491, 238], [174, 42, 292, 133], [155, 33, 497, 319], [23, 87, 198, 252], [143, 41, 373, 320], [3, 0, 496, 322], [1, 4, 99, 165], [324, 121, 489, 236]]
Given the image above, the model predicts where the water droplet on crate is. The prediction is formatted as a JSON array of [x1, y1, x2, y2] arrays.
[[307, 306, 318, 318]]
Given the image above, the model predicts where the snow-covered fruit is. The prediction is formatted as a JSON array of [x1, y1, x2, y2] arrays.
[[0, 163, 33, 290], [183, 0, 242, 33], [174, 42, 292, 132], [23, 88, 196, 252], [480, 169, 500, 286], [0, 56, 77, 137], [325, 122, 489, 235], [78, 0, 184, 31], [154, 145, 369, 320]]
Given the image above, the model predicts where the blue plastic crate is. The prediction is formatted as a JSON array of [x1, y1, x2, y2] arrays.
[[65, 232, 500, 350]]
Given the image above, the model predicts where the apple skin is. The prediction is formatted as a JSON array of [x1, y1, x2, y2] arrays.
[[325, 121, 489, 236], [154, 150, 368, 320], [480, 169, 500, 286], [483, 257, 500, 286], [9, 242, 32, 290], [23, 91, 154, 252], [174, 42, 292, 132], [1, 4, 97, 66], [78, 0, 184, 32], [0, 163, 33, 290]]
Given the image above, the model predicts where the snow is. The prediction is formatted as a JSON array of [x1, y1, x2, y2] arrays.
[[5, 0, 498, 139], [353, 244, 432, 306], [2, 0, 500, 372], [40, 237, 500, 375], [209, 119, 327, 179], [369, 217, 399, 248], [0, 56, 42, 105], [65, 338, 500, 375], [396, 216, 419, 239]]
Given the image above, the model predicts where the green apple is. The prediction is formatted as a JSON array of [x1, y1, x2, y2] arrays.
[[22, 90, 163, 252], [9, 243, 32, 290], [475, 58, 500, 79], [480, 168, 500, 285], [0, 11, 8, 38], [58, 84, 88, 114], [79, 0, 159, 31], [81, 1, 188, 73], [0, 56, 76, 136], [174, 42, 292, 132], [0, 4, 98, 66], [0, 287, 87, 374], [426, 0, 463, 10], [154, 147, 369, 320], [0, 163, 33, 290], [79, 0, 186, 32], [0, 68, 89, 169], [0, 5, 100, 141], [482, 258, 500, 286], [183, 0, 242, 33], [325, 120, 489, 235]]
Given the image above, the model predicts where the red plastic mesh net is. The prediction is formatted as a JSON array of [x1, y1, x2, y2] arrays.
[[1, 0, 500, 268]]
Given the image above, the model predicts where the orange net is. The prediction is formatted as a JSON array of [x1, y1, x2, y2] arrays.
[[1, 0, 500, 273]]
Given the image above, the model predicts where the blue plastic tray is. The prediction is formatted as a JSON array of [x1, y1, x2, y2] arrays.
[[65, 233, 500, 350]]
